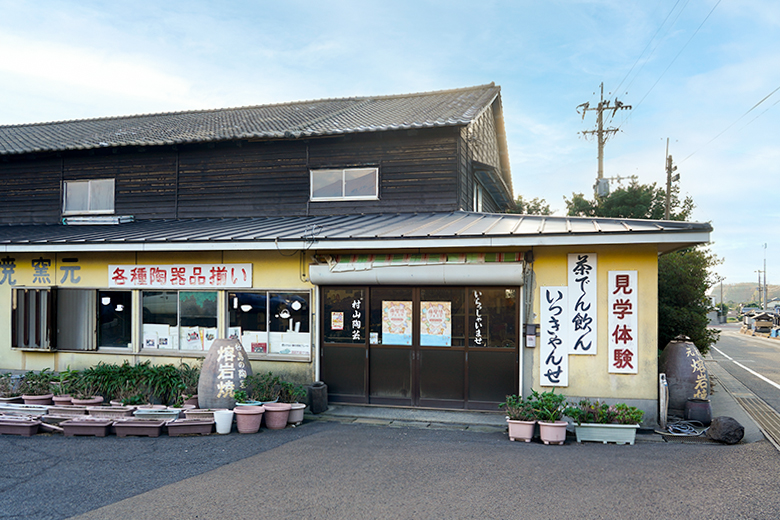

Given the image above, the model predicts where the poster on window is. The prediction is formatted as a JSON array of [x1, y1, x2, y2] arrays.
[[382, 301, 413, 345], [568, 253, 597, 355], [331, 312, 344, 331], [608, 271, 638, 374], [269, 332, 310, 356], [540, 286, 568, 387], [420, 301, 452, 346]]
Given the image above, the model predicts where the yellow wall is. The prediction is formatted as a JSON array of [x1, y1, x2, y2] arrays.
[[528, 245, 658, 400], [0, 250, 315, 377]]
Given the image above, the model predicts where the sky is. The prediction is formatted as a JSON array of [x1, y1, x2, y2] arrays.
[[0, 0, 777, 286]]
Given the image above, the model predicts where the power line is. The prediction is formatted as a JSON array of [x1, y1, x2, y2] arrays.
[[681, 84, 780, 163]]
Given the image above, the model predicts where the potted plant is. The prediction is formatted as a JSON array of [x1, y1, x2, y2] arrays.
[[564, 399, 644, 445], [0, 373, 23, 404], [70, 379, 104, 406], [243, 372, 281, 403], [233, 404, 265, 433], [51, 368, 79, 406], [178, 362, 201, 407], [499, 393, 537, 442], [278, 381, 307, 425], [534, 389, 568, 445], [19, 369, 55, 405]]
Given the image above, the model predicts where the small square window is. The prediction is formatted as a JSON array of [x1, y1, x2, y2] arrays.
[[311, 168, 378, 201], [63, 179, 115, 214]]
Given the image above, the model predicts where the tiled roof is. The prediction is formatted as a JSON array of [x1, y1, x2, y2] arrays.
[[0, 84, 501, 156], [0, 212, 712, 253]]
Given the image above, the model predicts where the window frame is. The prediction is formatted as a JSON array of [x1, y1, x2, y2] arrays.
[[63, 178, 116, 215], [310, 167, 379, 202]]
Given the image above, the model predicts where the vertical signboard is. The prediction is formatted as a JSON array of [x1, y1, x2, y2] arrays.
[[540, 286, 568, 387], [568, 253, 597, 355], [608, 271, 638, 374]]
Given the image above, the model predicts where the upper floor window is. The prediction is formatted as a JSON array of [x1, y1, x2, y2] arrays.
[[473, 182, 483, 212], [310, 168, 378, 201], [63, 179, 115, 215]]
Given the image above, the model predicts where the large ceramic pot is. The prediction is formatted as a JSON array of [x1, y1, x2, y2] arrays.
[[234, 405, 265, 434], [538, 421, 567, 445], [263, 402, 291, 430], [660, 337, 710, 416], [507, 419, 535, 442]]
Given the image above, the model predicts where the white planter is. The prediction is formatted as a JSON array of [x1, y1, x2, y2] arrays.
[[213, 409, 234, 434], [287, 403, 306, 425], [574, 423, 640, 445], [507, 419, 535, 442]]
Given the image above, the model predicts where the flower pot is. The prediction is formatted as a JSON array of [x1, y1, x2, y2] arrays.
[[287, 403, 306, 425], [213, 409, 234, 434], [133, 408, 181, 421], [114, 419, 166, 438], [538, 421, 567, 445], [184, 408, 220, 421], [167, 419, 214, 437], [183, 395, 199, 407], [61, 419, 112, 437], [234, 405, 265, 434], [574, 423, 640, 445], [0, 403, 49, 416], [48, 405, 88, 417], [0, 396, 24, 404], [52, 395, 73, 406], [507, 419, 535, 442], [87, 406, 135, 419], [22, 394, 54, 406], [263, 402, 291, 430], [0, 418, 41, 436], [71, 396, 104, 406]]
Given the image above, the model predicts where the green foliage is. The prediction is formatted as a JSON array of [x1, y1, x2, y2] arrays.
[[499, 394, 537, 421], [564, 180, 717, 354], [243, 372, 281, 402], [507, 195, 553, 215], [564, 399, 644, 425], [19, 368, 55, 396], [658, 247, 721, 353], [278, 381, 307, 404], [233, 390, 250, 403], [0, 373, 21, 398], [177, 362, 201, 398], [532, 389, 567, 422]]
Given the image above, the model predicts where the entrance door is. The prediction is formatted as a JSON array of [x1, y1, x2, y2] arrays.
[[320, 286, 518, 410]]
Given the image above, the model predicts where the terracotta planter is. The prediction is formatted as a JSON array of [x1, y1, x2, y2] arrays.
[[0, 418, 41, 436], [114, 419, 165, 438], [133, 408, 181, 421], [52, 395, 73, 406], [167, 419, 214, 437], [263, 402, 291, 430], [538, 421, 568, 445], [183, 395, 199, 407], [71, 396, 104, 406], [48, 405, 88, 417], [22, 394, 54, 406], [61, 419, 112, 437], [234, 405, 265, 434], [87, 406, 135, 419], [0, 396, 24, 404], [184, 408, 220, 421], [287, 403, 306, 425], [507, 419, 536, 442]]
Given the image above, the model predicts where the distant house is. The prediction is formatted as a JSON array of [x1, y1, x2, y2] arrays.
[[0, 84, 711, 424]]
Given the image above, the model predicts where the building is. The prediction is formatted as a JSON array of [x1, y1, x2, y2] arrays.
[[0, 84, 711, 424]]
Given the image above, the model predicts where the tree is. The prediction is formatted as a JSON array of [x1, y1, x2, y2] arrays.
[[507, 195, 552, 215], [565, 181, 719, 353]]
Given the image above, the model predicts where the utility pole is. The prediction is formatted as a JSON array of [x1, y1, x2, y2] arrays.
[[577, 83, 632, 197], [757, 270, 764, 309], [664, 138, 679, 220], [764, 243, 768, 311]]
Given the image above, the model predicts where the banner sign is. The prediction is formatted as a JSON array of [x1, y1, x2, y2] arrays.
[[608, 271, 638, 374], [109, 264, 252, 289], [540, 286, 568, 387], [568, 253, 597, 355]]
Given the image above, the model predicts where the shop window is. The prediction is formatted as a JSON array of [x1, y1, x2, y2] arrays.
[[12, 288, 54, 350], [229, 291, 310, 357], [323, 287, 365, 344], [310, 168, 378, 201], [142, 291, 217, 351], [63, 179, 115, 214], [98, 291, 132, 348], [469, 288, 517, 348]]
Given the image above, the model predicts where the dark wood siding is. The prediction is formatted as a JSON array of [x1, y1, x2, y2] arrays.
[[0, 125, 471, 223], [0, 158, 62, 224]]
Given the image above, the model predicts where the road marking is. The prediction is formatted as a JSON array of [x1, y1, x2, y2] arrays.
[[713, 346, 780, 391]]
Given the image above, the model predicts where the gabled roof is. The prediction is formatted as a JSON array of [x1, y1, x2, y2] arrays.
[[0, 84, 501, 156], [0, 211, 712, 254]]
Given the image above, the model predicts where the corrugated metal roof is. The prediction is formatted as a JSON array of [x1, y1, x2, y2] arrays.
[[0, 84, 501, 156], [0, 212, 712, 253]]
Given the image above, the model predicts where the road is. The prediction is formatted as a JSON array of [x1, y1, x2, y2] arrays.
[[709, 324, 780, 414]]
